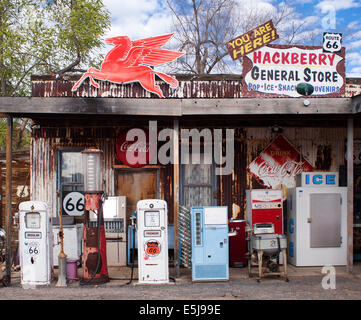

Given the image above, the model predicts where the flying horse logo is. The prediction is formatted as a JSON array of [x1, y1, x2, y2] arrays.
[[71, 33, 184, 98]]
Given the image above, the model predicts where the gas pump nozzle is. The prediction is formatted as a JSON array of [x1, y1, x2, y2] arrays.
[[130, 212, 137, 227]]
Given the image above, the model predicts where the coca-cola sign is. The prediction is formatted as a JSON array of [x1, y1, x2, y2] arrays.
[[248, 135, 314, 188], [116, 129, 152, 167]]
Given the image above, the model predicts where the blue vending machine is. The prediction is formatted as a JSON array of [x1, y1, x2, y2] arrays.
[[191, 206, 229, 281]]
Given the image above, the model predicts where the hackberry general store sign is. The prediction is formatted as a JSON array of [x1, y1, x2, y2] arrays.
[[242, 44, 346, 98]]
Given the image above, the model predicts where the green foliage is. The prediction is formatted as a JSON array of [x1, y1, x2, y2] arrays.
[[0, 0, 111, 150], [0, 0, 111, 97], [0, 118, 30, 151]]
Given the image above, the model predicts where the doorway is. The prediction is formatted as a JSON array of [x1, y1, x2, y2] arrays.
[[115, 168, 159, 222]]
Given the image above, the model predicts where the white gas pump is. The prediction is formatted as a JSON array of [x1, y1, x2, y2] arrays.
[[137, 199, 169, 284], [19, 201, 53, 288]]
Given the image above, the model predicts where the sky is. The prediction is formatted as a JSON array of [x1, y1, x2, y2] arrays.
[[102, 0, 361, 77]]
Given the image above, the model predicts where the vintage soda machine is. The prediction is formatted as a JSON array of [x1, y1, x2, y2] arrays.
[[287, 172, 347, 266], [191, 206, 229, 281], [81, 148, 109, 284], [246, 189, 284, 234], [137, 199, 169, 284], [229, 219, 247, 267], [19, 201, 54, 288]]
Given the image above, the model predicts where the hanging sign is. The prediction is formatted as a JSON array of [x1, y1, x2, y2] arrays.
[[71, 33, 184, 98], [242, 44, 345, 98], [226, 20, 279, 60], [116, 129, 152, 167], [247, 135, 314, 189]]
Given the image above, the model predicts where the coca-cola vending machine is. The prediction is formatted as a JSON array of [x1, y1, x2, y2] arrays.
[[229, 219, 247, 267], [246, 189, 284, 234]]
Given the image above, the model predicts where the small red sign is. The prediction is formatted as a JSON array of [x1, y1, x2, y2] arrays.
[[145, 240, 161, 256], [247, 135, 314, 188], [115, 129, 152, 167]]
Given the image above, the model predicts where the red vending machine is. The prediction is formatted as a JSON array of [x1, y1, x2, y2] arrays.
[[246, 189, 284, 234], [229, 220, 247, 267]]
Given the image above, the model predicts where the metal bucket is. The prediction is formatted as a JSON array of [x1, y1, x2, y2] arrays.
[[66, 259, 79, 283]]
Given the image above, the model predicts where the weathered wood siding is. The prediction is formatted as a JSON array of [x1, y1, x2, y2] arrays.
[[30, 125, 174, 223]]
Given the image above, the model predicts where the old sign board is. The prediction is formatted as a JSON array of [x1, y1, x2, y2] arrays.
[[242, 44, 346, 97], [323, 32, 342, 54], [116, 128, 152, 167], [226, 20, 279, 60], [247, 135, 314, 189]]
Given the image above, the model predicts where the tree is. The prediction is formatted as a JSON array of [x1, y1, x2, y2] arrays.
[[166, 0, 315, 75], [0, 0, 111, 150]]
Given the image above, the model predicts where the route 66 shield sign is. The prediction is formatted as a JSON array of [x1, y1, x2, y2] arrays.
[[323, 32, 342, 54]]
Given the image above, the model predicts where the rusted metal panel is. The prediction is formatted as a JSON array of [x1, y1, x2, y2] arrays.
[[31, 74, 359, 99], [30, 117, 359, 222], [31, 78, 243, 99], [30, 136, 113, 217], [30, 124, 176, 219], [346, 83, 361, 97], [245, 127, 348, 188]]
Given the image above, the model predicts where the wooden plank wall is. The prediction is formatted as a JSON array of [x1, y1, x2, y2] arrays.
[[0, 150, 30, 243]]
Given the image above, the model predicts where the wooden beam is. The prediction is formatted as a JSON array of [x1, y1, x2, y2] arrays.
[[173, 118, 180, 278], [181, 98, 353, 115], [4, 115, 12, 285], [347, 116, 354, 273], [0, 97, 182, 116], [0, 97, 354, 116]]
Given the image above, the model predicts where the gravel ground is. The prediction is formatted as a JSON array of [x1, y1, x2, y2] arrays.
[[1, 270, 359, 320], [1, 271, 360, 300]]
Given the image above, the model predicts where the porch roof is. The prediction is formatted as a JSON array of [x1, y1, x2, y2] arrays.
[[0, 96, 355, 117]]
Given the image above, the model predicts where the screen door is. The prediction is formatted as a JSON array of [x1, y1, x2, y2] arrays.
[[309, 193, 341, 248]]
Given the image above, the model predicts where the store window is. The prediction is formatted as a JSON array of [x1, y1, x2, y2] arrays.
[[58, 149, 84, 216], [181, 152, 216, 208]]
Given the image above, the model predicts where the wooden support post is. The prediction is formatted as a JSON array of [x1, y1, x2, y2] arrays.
[[173, 118, 180, 278], [5, 115, 13, 285], [347, 116, 354, 274]]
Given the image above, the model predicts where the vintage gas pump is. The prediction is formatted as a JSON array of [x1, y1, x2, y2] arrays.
[[19, 201, 53, 288], [81, 148, 109, 285], [137, 199, 169, 284]]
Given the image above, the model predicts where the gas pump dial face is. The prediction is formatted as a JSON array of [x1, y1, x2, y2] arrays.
[[145, 211, 160, 227], [25, 212, 41, 229]]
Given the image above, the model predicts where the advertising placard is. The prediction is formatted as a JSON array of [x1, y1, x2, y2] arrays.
[[116, 129, 152, 167], [226, 20, 279, 60], [247, 135, 314, 188], [242, 44, 345, 98]]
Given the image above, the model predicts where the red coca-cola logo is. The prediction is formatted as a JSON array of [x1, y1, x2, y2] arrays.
[[248, 135, 314, 188], [257, 159, 306, 179], [116, 129, 152, 167]]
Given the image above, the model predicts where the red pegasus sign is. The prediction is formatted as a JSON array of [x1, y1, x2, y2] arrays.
[[71, 33, 184, 97]]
